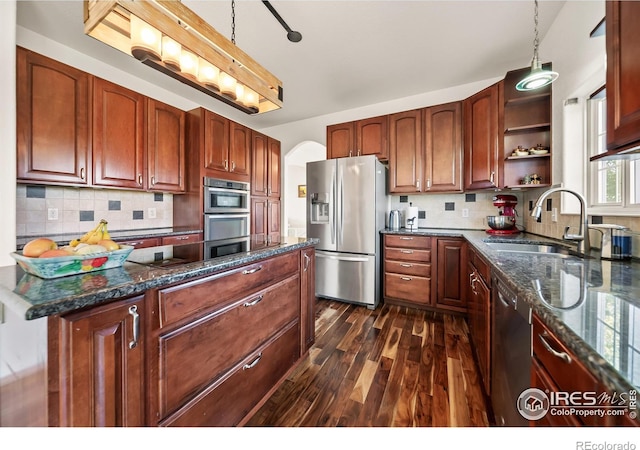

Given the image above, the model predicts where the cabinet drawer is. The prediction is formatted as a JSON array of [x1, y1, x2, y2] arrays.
[[161, 234, 201, 245], [531, 359, 581, 427], [156, 275, 300, 419], [385, 247, 431, 263], [469, 246, 491, 284], [158, 251, 299, 326], [115, 237, 160, 249], [162, 323, 300, 427], [384, 272, 430, 304], [532, 315, 599, 424], [385, 234, 431, 249], [384, 260, 431, 277]]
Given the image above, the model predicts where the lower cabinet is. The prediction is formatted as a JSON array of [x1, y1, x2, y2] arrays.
[[251, 197, 281, 247], [435, 238, 467, 312], [48, 294, 146, 426], [466, 246, 491, 395], [301, 247, 316, 355]]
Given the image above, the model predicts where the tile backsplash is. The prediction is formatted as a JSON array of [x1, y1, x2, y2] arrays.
[[16, 185, 173, 237]]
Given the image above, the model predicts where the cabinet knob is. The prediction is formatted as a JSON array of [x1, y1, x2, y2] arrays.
[[416, 180, 420, 191], [80, 168, 85, 180], [490, 171, 495, 185], [426, 178, 431, 189], [138, 174, 143, 186], [151, 176, 156, 186], [224, 160, 229, 170], [231, 161, 236, 172]]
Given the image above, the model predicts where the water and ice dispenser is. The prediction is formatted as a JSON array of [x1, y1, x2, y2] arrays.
[[310, 193, 330, 224]]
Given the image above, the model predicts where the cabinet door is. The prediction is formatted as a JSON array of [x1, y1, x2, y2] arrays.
[[251, 197, 269, 247], [147, 99, 185, 193], [268, 199, 282, 245], [326, 122, 354, 159], [229, 121, 251, 181], [464, 83, 500, 190], [251, 131, 269, 197], [17, 47, 90, 185], [268, 138, 281, 198], [300, 247, 316, 355], [424, 102, 463, 192], [54, 295, 145, 426], [389, 109, 423, 193], [93, 78, 146, 189], [203, 110, 230, 175], [356, 115, 388, 160], [606, 1, 640, 153], [435, 238, 467, 311]]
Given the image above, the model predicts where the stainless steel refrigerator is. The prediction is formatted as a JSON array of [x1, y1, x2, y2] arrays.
[[306, 155, 387, 309]]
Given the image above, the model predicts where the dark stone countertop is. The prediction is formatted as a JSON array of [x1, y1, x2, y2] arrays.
[[383, 227, 640, 400], [0, 236, 317, 321]]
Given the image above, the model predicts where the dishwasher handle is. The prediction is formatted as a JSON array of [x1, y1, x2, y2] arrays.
[[538, 332, 572, 364]]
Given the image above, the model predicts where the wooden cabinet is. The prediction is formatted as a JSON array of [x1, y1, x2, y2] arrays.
[[326, 116, 388, 161], [251, 132, 281, 198], [161, 233, 202, 245], [423, 102, 463, 192], [114, 237, 160, 249], [300, 247, 316, 355], [148, 250, 302, 426], [147, 99, 185, 193], [467, 245, 491, 395], [16, 47, 91, 186], [229, 121, 251, 180], [49, 295, 145, 426], [92, 77, 146, 189], [251, 197, 281, 247], [464, 82, 500, 190], [501, 66, 552, 188], [389, 109, 423, 193], [601, 0, 640, 156], [434, 238, 467, 312], [383, 234, 432, 307]]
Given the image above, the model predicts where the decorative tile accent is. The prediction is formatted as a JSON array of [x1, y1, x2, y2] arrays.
[[133, 210, 144, 220], [79, 211, 94, 222], [445, 202, 455, 211], [399, 196, 409, 203], [154, 252, 164, 261], [109, 200, 121, 211], [154, 193, 164, 202], [26, 186, 46, 198], [418, 210, 426, 219], [592, 215, 603, 224], [546, 198, 553, 211], [465, 193, 476, 202]]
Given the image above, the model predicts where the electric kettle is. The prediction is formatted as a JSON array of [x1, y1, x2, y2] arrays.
[[389, 210, 401, 230]]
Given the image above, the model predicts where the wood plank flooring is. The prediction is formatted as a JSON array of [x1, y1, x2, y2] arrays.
[[246, 299, 492, 427]]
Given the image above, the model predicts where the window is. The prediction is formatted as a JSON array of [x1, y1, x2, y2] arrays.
[[587, 88, 640, 215]]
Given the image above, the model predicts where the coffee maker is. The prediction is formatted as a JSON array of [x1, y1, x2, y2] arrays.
[[487, 194, 520, 235]]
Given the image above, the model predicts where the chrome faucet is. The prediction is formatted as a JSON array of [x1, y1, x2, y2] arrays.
[[530, 187, 590, 256]]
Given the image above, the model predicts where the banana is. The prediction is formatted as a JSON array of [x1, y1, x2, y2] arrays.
[[77, 220, 103, 244], [101, 222, 111, 241], [75, 219, 108, 245]]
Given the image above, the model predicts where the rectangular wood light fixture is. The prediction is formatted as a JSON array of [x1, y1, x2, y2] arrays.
[[84, 0, 283, 114]]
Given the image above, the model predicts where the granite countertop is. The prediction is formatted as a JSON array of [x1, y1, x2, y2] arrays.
[[384, 227, 640, 400], [16, 227, 203, 250], [0, 236, 317, 321]]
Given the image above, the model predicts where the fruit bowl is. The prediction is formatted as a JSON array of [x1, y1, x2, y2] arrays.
[[10, 245, 134, 279]]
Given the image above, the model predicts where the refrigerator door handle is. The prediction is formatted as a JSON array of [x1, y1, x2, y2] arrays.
[[330, 166, 336, 245], [339, 167, 344, 246], [316, 253, 370, 263]]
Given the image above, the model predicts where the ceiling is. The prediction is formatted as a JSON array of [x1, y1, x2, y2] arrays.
[[16, 0, 568, 131]]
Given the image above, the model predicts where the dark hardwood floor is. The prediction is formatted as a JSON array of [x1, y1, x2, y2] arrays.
[[246, 299, 492, 427]]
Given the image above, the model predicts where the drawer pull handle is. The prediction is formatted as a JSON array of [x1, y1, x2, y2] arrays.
[[243, 353, 262, 370], [128, 305, 139, 349], [244, 295, 264, 307], [400, 237, 414, 240], [538, 333, 572, 364], [176, 236, 189, 240], [304, 253, 311, 271], [242, 266, 263, 275], [400, 250, 414, 254], [400, 264, 412, 267], [401, 277, 412, 281]]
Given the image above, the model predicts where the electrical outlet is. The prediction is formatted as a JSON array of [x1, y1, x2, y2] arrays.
[[462, 208, 469, 218], [148, 207, 157, 219], [551, 207, 558, 222], [47, 208, 58, 221]]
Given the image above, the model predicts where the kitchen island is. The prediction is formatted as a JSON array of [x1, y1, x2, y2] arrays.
[[382, 228, 640, 426], [0, 236, 317, 426]]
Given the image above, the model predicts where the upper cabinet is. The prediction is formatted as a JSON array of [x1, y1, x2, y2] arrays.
[[423, 101, 463, 193], [463, 82, 500, 190], [17, 47, 91, 186], [16, 47, 185, 193], [229, 121, 251, 180], [598, 0, 640, 159], [92, 78, 146, 190], [326, 116, 388, 161], [251, 130, 281, 198], [501, 65, 552, 188], [388, 109, 423, 193]]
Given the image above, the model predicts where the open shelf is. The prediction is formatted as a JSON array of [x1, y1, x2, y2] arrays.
[[504, 92, 551, 106], [505, 183, 552, 190], [504, 123, 551, 134], [505, 153, 550, 161]]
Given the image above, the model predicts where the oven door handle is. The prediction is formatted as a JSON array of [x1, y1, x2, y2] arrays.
[[205, 186, 250, 195]]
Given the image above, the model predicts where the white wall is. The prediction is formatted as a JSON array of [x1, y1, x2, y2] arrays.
[[0, 1, 17, 268]]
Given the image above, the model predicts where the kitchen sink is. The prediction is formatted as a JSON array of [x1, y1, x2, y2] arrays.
[[484, 241, 574, 257]]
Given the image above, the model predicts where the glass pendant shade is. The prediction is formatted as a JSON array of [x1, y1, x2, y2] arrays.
[[130, 15, 161, 61], [197, 58, 220, 89], [244, 88, 259, 112], [161, 36, 181, 69], [219, 72, 237, 99], [516, 57, 559, 91], [179, 49, 199, 78]]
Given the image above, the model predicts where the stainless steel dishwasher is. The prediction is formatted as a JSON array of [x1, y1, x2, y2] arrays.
[[491, 273, 532, 426]]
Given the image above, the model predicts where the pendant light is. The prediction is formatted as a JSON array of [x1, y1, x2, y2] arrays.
[[516, 0, 558, 91]]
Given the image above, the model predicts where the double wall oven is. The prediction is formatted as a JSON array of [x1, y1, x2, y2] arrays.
[[203, 177, 251, 257]]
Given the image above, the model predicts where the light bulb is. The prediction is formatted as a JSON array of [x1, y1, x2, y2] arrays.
[[161, 36, 181, 69], [130, 15, 161, 61], [180, 49, 198, 78], [219, 72, 237, 99], [197, 58, 220, 89]]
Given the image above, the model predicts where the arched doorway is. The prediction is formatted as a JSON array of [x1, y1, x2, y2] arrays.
[[283, 141, 325, 238]]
